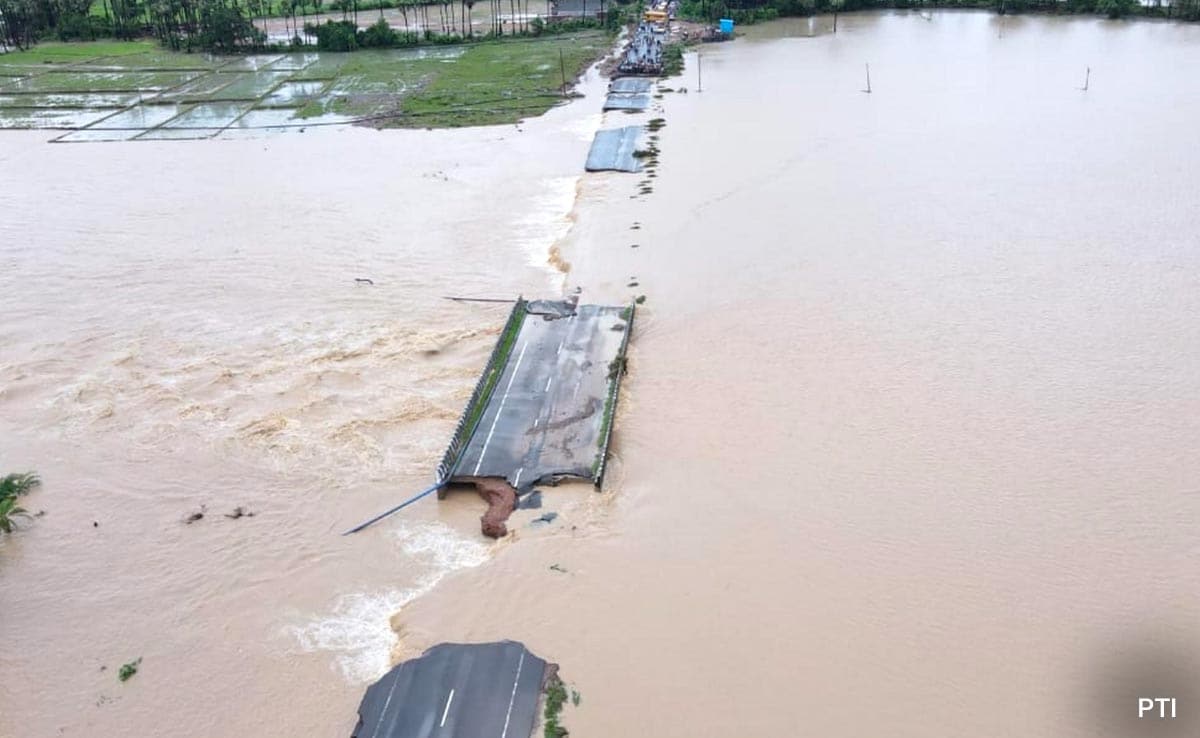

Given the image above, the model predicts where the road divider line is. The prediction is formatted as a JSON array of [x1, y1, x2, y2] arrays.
[[439, 689, 454, 728], [473, 339, 530, 476], [500, 651, 526, 738]]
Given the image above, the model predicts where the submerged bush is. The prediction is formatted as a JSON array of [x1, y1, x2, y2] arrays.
[[0, 472, 40, 534]]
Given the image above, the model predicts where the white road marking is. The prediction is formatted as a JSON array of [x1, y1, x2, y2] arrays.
[[544, 376, 553, 392], [439, 689, 455, 728], [473, 340, 530, 476], [513, 467, 523, 488], [499, 651, 527, 738]]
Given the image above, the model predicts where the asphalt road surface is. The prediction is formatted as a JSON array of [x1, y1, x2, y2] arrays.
[[351, 641, 548, 738], [586, 126, 645, 170], [451, 303, 628, 487]]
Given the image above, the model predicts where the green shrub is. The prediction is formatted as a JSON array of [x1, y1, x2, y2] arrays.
[[307, 19, 359, 50], [197, 3, 266, 51], [55, 13, 112, 41], [360, 17, 399, 46]]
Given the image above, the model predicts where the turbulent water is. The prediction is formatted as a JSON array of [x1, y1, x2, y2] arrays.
[[3, 11, 1200, 738]]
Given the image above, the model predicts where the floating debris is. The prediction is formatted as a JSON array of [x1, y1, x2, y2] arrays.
[[184, 505, 206, 524], [118, 657, 142, 683]]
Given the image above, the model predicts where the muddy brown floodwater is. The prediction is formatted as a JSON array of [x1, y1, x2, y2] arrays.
[[3, 10, 1200, 738]]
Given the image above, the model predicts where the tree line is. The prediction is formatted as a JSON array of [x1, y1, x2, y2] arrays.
[[1, 0, 620, 52]]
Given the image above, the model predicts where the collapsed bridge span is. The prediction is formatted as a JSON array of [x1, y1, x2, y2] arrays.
[[437, 297, 634, 534]]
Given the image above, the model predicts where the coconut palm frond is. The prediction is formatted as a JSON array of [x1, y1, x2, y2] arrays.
[[0, 472, 41, 499], [0, 494, 30, 533]]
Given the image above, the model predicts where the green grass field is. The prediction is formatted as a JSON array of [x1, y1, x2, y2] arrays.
[[389, 33, 610, 127], [0, 40, 157, 65], [286, 32, 611, 126]]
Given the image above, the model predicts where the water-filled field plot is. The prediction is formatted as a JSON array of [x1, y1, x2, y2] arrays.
[[260, 80, 328, 107], [1, 33, 609, 141]]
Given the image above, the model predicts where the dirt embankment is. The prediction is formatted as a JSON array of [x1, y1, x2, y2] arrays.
[[470, 478, 519, 538]]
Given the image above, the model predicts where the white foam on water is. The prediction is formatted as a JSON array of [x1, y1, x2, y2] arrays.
[[561, 110, 604, 143], [289, 522, 490, 684], [515, 176, 580, 275]]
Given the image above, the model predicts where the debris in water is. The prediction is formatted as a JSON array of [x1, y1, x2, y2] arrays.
[[636, 295, 647, 304], [517, 490, 543, 510], [354, 278, 374, 285], [118, 657, 142, 682], [184, 505, 206, 524], [224, 506, 256, 520], [533, 512, 559, 525], [549, 563, 568, 573]]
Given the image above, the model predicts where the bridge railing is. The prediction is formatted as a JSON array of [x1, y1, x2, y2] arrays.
[[593, 301, 635, 489], [436, 297, 528, 487]]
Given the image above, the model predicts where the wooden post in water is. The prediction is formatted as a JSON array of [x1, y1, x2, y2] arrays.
[[833, 10, 838, 32], [1081, 66, 1090, 91], [698, 52, 703, 92], [863, 63, 872, 94]]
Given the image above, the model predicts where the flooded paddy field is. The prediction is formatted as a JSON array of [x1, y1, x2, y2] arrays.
[[0, 33, 612, 140]]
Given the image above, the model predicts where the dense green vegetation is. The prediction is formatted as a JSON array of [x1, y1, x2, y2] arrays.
[[0, 472, 40, 535], [681, 0, 1200, 24], [542, 677, 568, 738], [0, 0, 625, 52]]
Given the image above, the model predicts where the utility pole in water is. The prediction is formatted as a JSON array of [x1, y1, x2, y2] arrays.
[[862, 63, 871, 93], [698, 52, 702, 92], [560, 48, 567, 96], [1080, 66, 1090, 91]]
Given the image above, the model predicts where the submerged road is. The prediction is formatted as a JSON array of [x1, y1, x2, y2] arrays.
[[452, 302, 629, 487], [351, 642, 547, 738]]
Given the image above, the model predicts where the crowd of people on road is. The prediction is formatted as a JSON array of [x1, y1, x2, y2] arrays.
[[618, 21, 667, 75]]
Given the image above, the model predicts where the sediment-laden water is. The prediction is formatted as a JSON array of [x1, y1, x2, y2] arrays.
[[2, 11, 1199, 738]]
